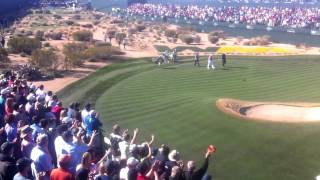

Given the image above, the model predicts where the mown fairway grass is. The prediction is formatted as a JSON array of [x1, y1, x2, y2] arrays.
[[59, 56, 320, 180]]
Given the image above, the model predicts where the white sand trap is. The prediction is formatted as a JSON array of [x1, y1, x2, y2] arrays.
[[216, 98, 320, 123]]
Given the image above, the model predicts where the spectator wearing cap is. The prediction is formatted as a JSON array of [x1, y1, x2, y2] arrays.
[[25, 93, 36, 117], [119, 157, 139, 180], [30, 134, 53, 180], [164, 149, 181, 178], [0, 88, 10, 122], [50, 154, 75, 180], [48, 95, 59, 109], [13, 158, 33, 180], [83, 110, 102, 137], [60, 109, 73, 125], [155, 144, 170, 177], [81, 103, 91, 127], [0, 142, 17, 179], [35, 85, 46, 100], [5, 97, 15, 116], [4, 114, 18, 142], [45, 91, 53, 105], [67, 103, 76, 119], [51, 101, 63, 125], [14, 104, 30, 126], [20, 125, 35, 158], [75, 152, 91, 180], [74, 102, 82, 122], [30, 116, 43, 141]]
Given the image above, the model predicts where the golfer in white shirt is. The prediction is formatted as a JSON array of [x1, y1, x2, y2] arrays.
[[207, 54, 215, 70]]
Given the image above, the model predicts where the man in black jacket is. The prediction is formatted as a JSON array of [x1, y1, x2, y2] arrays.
[[222, 53, 227, 67], [0, 142, 17, 180], [184, 146, 215, 180]]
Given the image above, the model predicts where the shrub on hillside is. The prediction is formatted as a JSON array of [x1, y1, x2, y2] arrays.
[[135, 25, 146, 32], [95, 41, 111, 47], [43, 10, 51, 14], [72, 30, 93, 42], [208, 35, 219, 44], [193, 35, 201, 44], [30, 49, 58, 71], [115, 32, 127, 46], [178, 34, 194, 44], [106, 30, 116, 43], [128, 28, 138, 35], [73, 15, 81, 20], [165, 29, 178, 38], [53, 14, 62, 19], [93, 14, 103, 20], [209, 31, 225, 39], [45, 32, 63, 40], [8, 37, 41, 55], [110, 19, 124, 24], [0, 48, 9, 62], [63, 43, 87, 70], [93, 21, 100, 25], [65, 20, 75, 26], [82, 24, 93, 28], [35, 30, 45, 41], [25, 31, 33, 36], [85, 46, 124, 61], [43, 42, 50, 47]]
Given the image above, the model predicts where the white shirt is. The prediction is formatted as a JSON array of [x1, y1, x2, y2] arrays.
[[30, 146, 53, 180], [36, 89, 46, 97], [54, 136, 66, 158], [25, 102, 34, 114], [119, 167, 129, 180], [81, 109, 90, 122], [119, 141, 129, 160]]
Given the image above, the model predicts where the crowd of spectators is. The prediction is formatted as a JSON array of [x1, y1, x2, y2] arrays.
[[126, 3, 320, 28], [0, 69, 216, 180]]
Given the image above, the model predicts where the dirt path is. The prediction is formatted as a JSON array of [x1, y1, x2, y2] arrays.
[[33, 61, 110, 93]]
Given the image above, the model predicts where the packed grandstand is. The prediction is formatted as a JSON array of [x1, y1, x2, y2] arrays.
[[126, 3, 320, 29]]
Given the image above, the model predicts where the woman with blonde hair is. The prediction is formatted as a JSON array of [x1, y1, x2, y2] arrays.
[[75, 152, 92, 180]]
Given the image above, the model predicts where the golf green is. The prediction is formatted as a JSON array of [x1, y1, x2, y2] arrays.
[[58, 56, 320, 180]]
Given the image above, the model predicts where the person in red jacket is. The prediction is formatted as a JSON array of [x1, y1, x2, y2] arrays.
[[50, 154, 75, 180]]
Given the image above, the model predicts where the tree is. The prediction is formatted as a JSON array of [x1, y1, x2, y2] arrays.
[[0, 48, 9, 62], [208, 35, 219, 44], [63, 43, 87, 70], [84, 46, 123, 61], [193, 35, 201, 44], [30, 49, 58, 71], [106, 30, 116, 43], [35, 30, 45, 41], [209, 31, 225, 39], [8, 37, 41, 55], [72, 30, 93, 42], [165, 29, 178, 38], [115, 33, 126, 47], [178, 34, 194, 44], [135, 24, 146, 32], [45, 32, 63, 40]]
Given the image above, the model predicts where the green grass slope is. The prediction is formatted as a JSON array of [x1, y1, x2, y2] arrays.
[[59, 56, 320, 180]]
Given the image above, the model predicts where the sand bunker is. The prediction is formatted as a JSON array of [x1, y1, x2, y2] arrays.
[[216, 98, 320, 123]]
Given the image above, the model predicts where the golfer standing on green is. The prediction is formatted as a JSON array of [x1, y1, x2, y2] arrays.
[[222, 53, 227, 67]]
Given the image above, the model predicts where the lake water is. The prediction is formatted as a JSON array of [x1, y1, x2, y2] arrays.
[[88, 0, 320, 47]]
